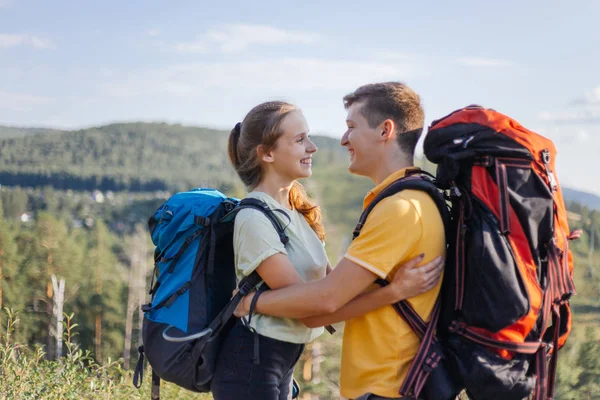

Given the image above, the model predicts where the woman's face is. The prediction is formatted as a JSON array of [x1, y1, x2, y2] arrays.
[[262, 110, 317, 181]]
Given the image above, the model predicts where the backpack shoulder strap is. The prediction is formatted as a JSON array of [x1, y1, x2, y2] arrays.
[[236, 198, 290, 245], [353, 172, 450, 240]]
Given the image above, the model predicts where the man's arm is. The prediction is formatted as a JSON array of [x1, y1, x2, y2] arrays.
[[236, 254, 444, 324], [238, 254, 442, 319], [326, 262, 333, 275], [301, 255, 443, 327], [249, 256, 376, 318], [302, 286, 397, 327], [237, 252, 443, 323]]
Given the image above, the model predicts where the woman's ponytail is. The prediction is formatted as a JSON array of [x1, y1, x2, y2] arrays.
[[228, 122, 242, 169]]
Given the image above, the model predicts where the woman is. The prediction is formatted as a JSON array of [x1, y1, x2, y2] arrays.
[[211, 101, 438, 400]]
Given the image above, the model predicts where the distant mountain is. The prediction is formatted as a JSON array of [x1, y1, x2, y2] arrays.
[[563, 187, 600, 211], [0, 125, 61, 138]]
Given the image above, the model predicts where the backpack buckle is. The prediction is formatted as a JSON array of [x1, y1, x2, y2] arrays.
[[223, 200, 236, 212], [194, 216, 210, 226], [141, 303, 152, 312], [449, 320, 465, 335], [541, 149, 551, 164], [450, 186, 462, 198], [423, 352, 442, 372]]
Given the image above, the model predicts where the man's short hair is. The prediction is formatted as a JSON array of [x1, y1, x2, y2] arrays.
[[343, 82, 424, 156]]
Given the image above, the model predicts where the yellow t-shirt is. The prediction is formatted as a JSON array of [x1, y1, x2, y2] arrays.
[[340, 168, 446, 399]]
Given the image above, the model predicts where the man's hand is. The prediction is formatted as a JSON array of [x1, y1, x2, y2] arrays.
[[386, 255, 444, 303], [234, 292, 255, 318]]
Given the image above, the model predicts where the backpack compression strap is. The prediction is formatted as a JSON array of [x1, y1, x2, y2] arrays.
[[352, 171, 451, 399]]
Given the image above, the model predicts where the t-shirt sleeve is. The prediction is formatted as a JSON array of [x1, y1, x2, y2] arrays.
[[233, 209, 288, 277], [344, 196, 423, 279]]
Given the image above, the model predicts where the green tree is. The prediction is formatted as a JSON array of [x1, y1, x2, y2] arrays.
[[574, 327, 600, 398], [2, 187, 28, 218], [74, 220, 127, 363], [0, 198, 20, 310]]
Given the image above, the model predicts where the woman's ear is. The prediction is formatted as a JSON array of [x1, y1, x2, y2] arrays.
[[257, 145, 274, 163]]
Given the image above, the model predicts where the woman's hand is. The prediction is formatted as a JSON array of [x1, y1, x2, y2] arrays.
[[386, 254, 444, 303]]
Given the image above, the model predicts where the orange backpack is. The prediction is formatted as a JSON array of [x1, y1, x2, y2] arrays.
[[423, 106, 579, 399]]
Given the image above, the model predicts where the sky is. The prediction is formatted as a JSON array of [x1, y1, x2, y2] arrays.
[[0, 0, 599, 194]]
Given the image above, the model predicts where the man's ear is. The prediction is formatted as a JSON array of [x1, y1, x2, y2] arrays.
[[257, 145, 274, 163], [379, 119, 395, 142]]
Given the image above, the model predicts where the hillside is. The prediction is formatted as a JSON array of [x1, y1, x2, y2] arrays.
[[563, 187, 600, 211], [0, 122, 352, 193], [3, 120, 595, 232], [2, 123, 596, 210], [0, 122, 372, 252], [0, 125, 60, 138]]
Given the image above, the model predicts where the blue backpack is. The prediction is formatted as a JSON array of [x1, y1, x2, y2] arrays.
[[132, 188, 290, 394]]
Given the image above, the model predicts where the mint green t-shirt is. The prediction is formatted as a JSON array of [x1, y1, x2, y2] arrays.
[[234, 191, 328, 344]]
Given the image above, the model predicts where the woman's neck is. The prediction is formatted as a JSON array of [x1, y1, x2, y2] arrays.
[[253, 178, 294, 210]]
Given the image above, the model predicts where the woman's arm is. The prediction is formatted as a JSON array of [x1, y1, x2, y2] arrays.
[[250, 252, 322, 328], [253, 252, 305, 289]]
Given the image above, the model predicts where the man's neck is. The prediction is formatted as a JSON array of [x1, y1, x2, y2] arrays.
[[372, 153, 414, 185]]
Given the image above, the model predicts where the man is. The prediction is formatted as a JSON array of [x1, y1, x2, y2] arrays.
[[236, 82, 445, 400]]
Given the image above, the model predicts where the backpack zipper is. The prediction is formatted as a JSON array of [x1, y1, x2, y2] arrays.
[[541, 149, 558, 192]]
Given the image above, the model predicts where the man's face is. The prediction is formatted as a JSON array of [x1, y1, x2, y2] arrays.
[[341, 102, 381, 178]]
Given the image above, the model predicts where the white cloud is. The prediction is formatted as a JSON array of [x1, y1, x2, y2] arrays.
[[173, 24, 320, 54], [540, 86, 600, 124], [456, 57, 514, 67], [372, 51, 420, 62], [539, 109, 600, 124], [146, 29, 160, 37], [0, 90, 50, 111], [98, 58, 415, 97], [572, 85, 600, 105], [0, 33, 55, 49], [536, 124, 600, 195], [577, 130, 590, 143], [173, 41, 207, 53]]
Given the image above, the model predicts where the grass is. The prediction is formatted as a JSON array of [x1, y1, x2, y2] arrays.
[[0, 308, 211, 400], [2, 297, 598, 400]]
